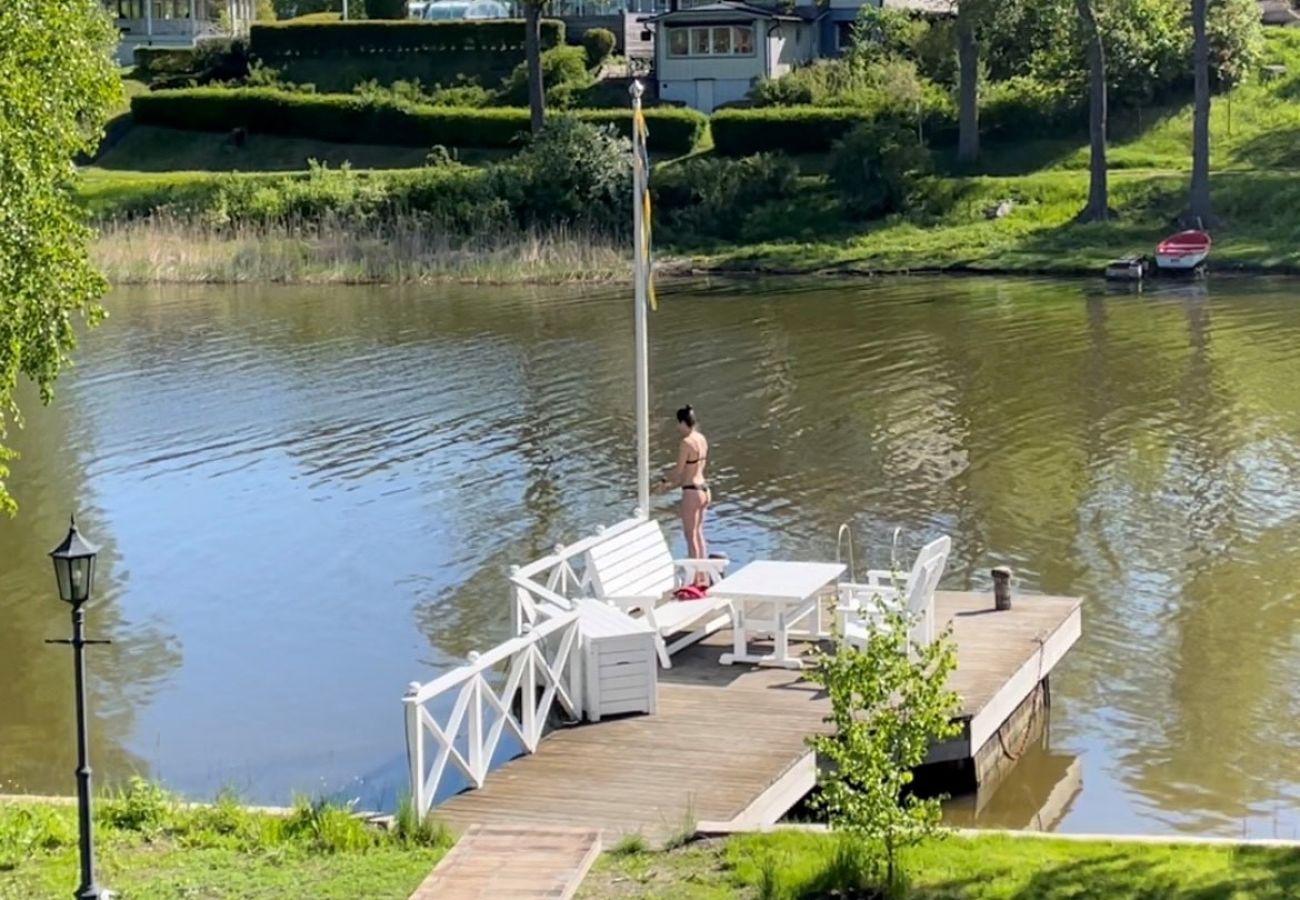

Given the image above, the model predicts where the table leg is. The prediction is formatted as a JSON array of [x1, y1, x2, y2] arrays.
[[775, 609, 790, 665], [719, 602, 747, 666]]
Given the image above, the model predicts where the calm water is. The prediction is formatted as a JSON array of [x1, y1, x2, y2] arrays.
[[2, 276, 1299, 838]]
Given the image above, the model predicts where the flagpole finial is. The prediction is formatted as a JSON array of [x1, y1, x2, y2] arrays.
[[629, 79, 645, 101]]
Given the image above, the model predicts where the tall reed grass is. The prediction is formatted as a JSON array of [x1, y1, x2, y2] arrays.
[[93, 214, 631, 285]]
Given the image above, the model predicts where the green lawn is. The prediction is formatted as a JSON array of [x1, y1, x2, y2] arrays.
[[579, 831, 1300, 899], [0, 788, 449, 900]]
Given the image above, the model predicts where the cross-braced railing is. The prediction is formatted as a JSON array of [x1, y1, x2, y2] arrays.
[[508, 515, 647, 634], [403, 610, 582, 816]]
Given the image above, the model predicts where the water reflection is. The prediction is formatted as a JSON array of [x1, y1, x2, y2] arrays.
[[1, 278, 1298, 836]]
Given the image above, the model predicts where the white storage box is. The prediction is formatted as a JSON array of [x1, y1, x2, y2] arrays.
[[574, 598, 658, 722]]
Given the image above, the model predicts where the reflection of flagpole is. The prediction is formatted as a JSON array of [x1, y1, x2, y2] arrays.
[[630, 79, 650, 517]]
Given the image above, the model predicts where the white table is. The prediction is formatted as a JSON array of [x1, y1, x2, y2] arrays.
[[710, 560, 846, 669]]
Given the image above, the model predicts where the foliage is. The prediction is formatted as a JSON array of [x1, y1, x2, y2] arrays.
[[829, 121, 931, 218], [134, 47, 198, 77], [587, 829, 1300, 899], [248, 18, 565, 57], [0, 0, 120, 513], [980, 75, 1083, 140], [365, 0, 407, 18], [653, 154, 800, 242], [494, 117, 631, 230], [845, 6, 924, 68], [713, 107, 874, 154], [498, 46, 593, 108], [805, 601, 958, 890], [99, 776, 175, 835], [272, 0, 339, 16], [131, 87, 705, 152], [1208, 0, 1265, 88], [256, 0, 277, 19], [0, 790, 450, 898], [582, 27, 616, 69]]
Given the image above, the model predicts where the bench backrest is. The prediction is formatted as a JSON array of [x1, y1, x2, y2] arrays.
[[586, 519, 676, 601], [905, 535, 951, 646]]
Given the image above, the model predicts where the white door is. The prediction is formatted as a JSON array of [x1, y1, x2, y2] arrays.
[[695, 79, 715, 113]]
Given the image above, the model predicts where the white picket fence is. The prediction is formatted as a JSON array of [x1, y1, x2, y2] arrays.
[[403, 610, 581, 816]]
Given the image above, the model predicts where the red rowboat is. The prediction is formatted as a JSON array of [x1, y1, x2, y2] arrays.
[[1155, 229, 1212, 271]]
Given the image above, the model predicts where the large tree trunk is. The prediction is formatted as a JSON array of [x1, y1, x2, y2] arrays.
[[956, 14, 979, 164], [525, 2, 545, 134], [1188, 0, 1212, 224], [1076, 0, 1108, 221]]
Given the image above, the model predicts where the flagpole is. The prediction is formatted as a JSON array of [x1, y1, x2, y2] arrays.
[[630, 79, 651, 518]]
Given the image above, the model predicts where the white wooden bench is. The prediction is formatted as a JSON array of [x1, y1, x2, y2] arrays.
[[584, 518, 732, 668]]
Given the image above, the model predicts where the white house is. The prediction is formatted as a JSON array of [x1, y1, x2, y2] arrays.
[[649, 2, 820, 113], [103, 0, 257, 65]]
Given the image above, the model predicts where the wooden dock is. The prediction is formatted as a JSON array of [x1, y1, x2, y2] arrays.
[[409, 824, 600, 900], [433, 591, 1081, 844]]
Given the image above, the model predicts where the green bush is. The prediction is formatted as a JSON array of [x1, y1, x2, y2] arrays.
[[131, 87, 706, 152], [712, 107, 875, 154], [828, 121, 930, 218], [498, 46, 592, 107], [1209, 0, 1265, 87], [248, 19, 565, 58], [494, 117, 631, 229], [582, 27, 616, 68], [134, 47, 196, 76], [653, 153, 799, 242], [981, 76, 1083, 140], [365, 0, 407, 18]]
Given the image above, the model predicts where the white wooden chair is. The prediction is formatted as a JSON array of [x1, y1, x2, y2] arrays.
[[584, 518, 732, 668], [835, 535, 951, 655]]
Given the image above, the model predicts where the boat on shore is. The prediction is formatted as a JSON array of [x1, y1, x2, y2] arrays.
[[1155, 229, 1212, 272]]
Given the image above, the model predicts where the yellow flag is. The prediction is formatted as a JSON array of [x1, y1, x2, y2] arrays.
[[633, 105, 657, 311]]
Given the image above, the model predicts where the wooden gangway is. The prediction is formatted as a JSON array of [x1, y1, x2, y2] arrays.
[[430, 591, 1081, 844]]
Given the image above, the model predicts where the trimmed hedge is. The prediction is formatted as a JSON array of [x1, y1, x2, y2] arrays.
[[130, 88, 707, 153], [710, 107, 876, 155], [133, 46, 197, 76], [248, 20, 565, 58]]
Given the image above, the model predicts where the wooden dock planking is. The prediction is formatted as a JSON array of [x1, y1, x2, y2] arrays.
[[433, 591, 1081, 844], [409, 824, 601, 900]]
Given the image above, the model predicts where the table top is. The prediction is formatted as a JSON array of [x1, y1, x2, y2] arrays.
[[709, 560, 846, 602]]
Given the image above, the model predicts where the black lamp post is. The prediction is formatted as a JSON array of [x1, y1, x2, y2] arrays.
[[48, 517, 109, 900]]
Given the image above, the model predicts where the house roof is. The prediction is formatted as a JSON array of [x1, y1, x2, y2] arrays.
[[646, 2, 815, 25]]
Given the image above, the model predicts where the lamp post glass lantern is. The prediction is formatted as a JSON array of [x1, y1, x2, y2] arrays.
[[48, 516, 108, 900]]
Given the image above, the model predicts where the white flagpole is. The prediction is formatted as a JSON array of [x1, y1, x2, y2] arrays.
[[630, 80, 650, 518]]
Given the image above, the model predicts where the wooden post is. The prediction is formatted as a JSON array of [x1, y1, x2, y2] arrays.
[[992, 566, 1013, 611], [404, 682, 426, 815]]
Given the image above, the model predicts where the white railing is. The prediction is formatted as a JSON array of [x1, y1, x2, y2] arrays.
[[508, 515, 647, 634], [403, 610, 582, 816]]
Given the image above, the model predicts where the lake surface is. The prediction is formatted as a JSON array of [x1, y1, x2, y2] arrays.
[[2, 276, 1299, 838]]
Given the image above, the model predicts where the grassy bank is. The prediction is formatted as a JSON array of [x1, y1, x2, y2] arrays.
[[0, 783, 450, 900], [578, 830, 1300, 899], [94, 217, 629, 285]]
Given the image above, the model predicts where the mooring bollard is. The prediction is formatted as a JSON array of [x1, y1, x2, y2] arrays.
[[992, 566, 1013, 611]]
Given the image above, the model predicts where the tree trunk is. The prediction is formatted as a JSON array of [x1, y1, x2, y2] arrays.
[[956, 14, 979, 164], [1188, 0, 1212, 224], [525, 2, 545, 134], [1076, 0, 1108, 221]]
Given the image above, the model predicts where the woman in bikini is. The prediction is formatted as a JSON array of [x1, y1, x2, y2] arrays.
[[655, 405, 710, 575]]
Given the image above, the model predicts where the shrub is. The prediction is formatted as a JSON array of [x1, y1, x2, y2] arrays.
[[494, 117, 631, 229], [712, 107, 875, 154], [980, 75, 1082, 140], [653, 153, 799, 242], [249, 19, 565, 58], [134, 47, 196, 76], [828, 121, 930, 218], [805, 596, 959, 892], [1208, 0, 1265, 87], [132, 87, 705, 152], [365, 0, 407, 18], [497, 46, 592, 107], [582, 27, 616, 68], [98, 777, 174, 835]]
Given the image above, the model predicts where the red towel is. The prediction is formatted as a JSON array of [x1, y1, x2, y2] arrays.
[[673, 585, 709, 601]]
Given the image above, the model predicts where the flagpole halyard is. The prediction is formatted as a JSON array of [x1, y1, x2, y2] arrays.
[[631, 79, 651, 518]]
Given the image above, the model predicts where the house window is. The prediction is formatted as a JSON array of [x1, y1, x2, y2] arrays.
[[666, 25, 756, 57]]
